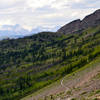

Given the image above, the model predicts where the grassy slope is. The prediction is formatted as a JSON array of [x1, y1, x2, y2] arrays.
[[1, 26, 100, 100], [21, 26, 100, 100], [21, 56, 100, 100]]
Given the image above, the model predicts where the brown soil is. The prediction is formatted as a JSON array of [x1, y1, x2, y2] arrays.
[[22, 64, 100, 100]]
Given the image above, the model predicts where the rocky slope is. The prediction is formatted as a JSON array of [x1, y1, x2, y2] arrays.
[[57, 9, 100, 34]]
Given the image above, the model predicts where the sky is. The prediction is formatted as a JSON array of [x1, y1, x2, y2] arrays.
[[0, 0, 99, 35]]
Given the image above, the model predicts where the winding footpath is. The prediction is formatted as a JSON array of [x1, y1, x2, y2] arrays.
[[61, 78, 69, 90], [60, 78, 72, 100]]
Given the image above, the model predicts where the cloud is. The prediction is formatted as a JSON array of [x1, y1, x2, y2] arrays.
[[0, 0, 99, 32]]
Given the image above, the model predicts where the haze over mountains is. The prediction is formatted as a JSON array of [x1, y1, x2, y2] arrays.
[[1, 9, 100, 40], [0, 24, 60, 40]]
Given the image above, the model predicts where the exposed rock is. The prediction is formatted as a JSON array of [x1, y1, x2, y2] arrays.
[[57, 9, 100, 34]]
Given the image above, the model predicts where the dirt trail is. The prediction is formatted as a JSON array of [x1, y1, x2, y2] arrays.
[[22, 63, 100, 100], [58, 65, 100, 100], [61, 65, 100, 99], [61, 78, 69, 90]]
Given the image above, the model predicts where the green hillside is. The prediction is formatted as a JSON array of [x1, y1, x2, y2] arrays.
[[22, 55, 100, 100], [0, 26, 100, 100]]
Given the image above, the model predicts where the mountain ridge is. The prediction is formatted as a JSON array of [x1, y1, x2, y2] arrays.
[[57, 9, 100, 34]]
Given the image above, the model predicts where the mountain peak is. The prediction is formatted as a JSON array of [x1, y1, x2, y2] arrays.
[[95, 9, 100, 13], [57, 9, 100, 34]]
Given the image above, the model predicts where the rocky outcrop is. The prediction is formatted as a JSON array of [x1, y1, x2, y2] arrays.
[[57, 9, 100, 34]]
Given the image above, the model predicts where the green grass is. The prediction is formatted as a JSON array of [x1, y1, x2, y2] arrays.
[[1, 26, 100, 100], [22, 56, 100, 100]]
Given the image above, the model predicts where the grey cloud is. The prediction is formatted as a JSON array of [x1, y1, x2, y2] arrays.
[[0, 0, 99, 33]]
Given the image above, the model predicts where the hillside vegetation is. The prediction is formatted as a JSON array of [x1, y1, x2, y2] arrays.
[[0, 26, 100, 100]]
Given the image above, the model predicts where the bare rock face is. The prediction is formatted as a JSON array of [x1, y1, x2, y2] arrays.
[[82, 9, 100, 28], [57, 9, 100, 34], [57, 19, 81, 34]]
